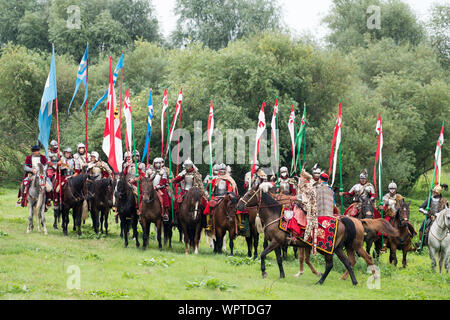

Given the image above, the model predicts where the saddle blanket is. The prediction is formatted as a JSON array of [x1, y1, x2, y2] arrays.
[[280, 210, 338, 254]]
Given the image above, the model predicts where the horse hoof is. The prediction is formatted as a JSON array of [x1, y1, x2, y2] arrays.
[[294, 272, 303, 278], [314, 281, 323, 285], [352, 281, 358, 286], [262, 272, 267, 279], [26, 229, 31, 234]]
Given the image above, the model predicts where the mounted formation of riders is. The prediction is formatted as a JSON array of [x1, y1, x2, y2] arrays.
[[17, 144, 448, 257]]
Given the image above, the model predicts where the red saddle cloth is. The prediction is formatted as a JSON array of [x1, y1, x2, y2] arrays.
[[280, 210, 339, 254]]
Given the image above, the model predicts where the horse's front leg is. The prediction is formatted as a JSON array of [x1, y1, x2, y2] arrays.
[[40, 198, 47, 235], [133, 215, 140, 248], [156, 220, 162, 250], [390, 243, 398, 267], [274, 247, 285, 278], [428, 244, 436, 272], [27, 202, 34, 233], [402, 245, 408, 268], [229, 234, 234, 256], [260, 239, 280, 279]]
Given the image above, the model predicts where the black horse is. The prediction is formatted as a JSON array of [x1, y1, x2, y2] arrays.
[[114, 173, 140, 248], [88, 177, 114, 235], [61, 174, 88, 236]]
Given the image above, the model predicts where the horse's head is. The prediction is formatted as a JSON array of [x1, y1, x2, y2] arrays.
[[396, 200, 411, 227], [360, 197, 374, 219], [225, 192, 238, 216], [141, 178, 155, 204], [237, 184, 260, 211], [103, 178, 114, 207], [115, 173, 128, 199], [439, 208, 450, 231]]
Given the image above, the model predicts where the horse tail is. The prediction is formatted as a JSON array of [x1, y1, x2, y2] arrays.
[[340, 217, 357, 248], [361, 218, 399, 237], [81, 199, 89, 221]]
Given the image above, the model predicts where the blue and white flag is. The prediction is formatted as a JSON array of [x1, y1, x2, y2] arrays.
[[90, 53, 124, 114], [68, 44, 88, 113], [38, 44, 57, 154], [142, 89, 154, 161]]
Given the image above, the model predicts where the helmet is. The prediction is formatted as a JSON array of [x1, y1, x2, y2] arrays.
[[280, 167, 288, 174], [184, 159, 194, 170], [226, 165, 232, 174], [77, 143, 85, 149], [388, 181, 397, 190], [360, 169, 368, 180], [213, 164, 220, 172], [433, 185, 442, 195], [64, 147, 72, 154], [50, 140, 58, 148], [124, 151, 132, 159], [312, 163, 321, 175], [91, 151, 99, 161], [252, 160, 259, 170], [133, 150, 140, 157], [153, 157, 163, 164]]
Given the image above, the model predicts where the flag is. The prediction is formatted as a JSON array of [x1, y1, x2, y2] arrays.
[[271, 99, 278, 172], [165, 88, 182, 155], [142, 89, 154, 161], [288, 104, 296, 172], [68, 43, 88, 113], [328, 101, 342, 187], [38, 44, 57, 154], [207, 98, 214, 160], [161, 88, 168, 156], [434, 123, 445, 185], [252, 102, 266, 175], [295, 105, 306, 168], [102, 57, 123, 173], [123, 88, 132, 153], [373, 114, 383, 197], [91, 53, 124, 114]]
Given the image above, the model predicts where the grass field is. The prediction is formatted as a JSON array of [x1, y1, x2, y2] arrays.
[[0, 167, 449, 300]]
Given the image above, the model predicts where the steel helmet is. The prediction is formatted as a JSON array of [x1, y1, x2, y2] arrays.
[[124, 151, 132, 159], [280, 166, 288, 174], [184, 158, 194, 169], [64, 147, 72, 154], [91, 151, 99, 161], [360, 169, 368, 179], [50, 140, 58, 147], [77, 143, 85, 149], [388, 181, 397, 190], [433, 185, 442, 195]]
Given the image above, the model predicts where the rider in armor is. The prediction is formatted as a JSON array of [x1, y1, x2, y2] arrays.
[[339, 169, 376, 217], [47, 140, 62, 179], [17, 145, 49, 207], [87, 151, 113, 180], [311, 163, 322, 187], [73, 143, 90, 173], [379, 181, 403, 220], [148, 157, 171, 221], [278, 167, 297, 196], [203, 164, 220, 186], [243, 160, 268, 191], [315, 173, 335, 217], [204, 163, 238, 232], [417, 184, 449, 250]]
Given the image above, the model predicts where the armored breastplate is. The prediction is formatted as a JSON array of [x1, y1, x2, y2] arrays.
[[62, 158, 75, 176], [430, 197, 440, 215], [184, 173, 194, 190], [279, 179, 291, 194], [47, 151, 60, 168], [214, 179, 227, 196], [153, 169, 167, 186]]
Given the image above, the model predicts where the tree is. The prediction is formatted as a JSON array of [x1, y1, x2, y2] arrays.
[[0, 0, 39, 46], [323, 0, 425, 52], [171, 0, 282, 50], [17, 10, 50, 52], [427, 3, 450, 69]]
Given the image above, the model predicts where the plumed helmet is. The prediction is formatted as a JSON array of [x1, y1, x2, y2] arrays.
[[50, 140, 58, 147], [312, 163, 321, 174], [91, 151, 99, 160], [433, 185, 442, 195], [360, 169, 368, 179], [280, 166, 288, 174], [64, 147, 72, 154], [388, 181, 397, 190]]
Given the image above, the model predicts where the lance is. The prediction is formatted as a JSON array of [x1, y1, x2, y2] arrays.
[[130, 97, 140, 211], [166, 90, 175, 221], [420, 121, 445, 251], [276, 98, 280, 188]]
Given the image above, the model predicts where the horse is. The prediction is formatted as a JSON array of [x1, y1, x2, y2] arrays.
[[386, 200, 416, 268], [237, 183, 396, 285], [243, 206, 261, 260], [139, 177, 162, 250], [210, 193, 238, 254], [428, 208, 450, 274], [88, 177, 114, 234], [60, 174, 88, 236], [178, 186, 204, 254], [26, 163, 51, 235], [114, 173, 140, 248]]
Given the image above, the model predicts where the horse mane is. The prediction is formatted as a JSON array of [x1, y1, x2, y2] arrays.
[[261, 191, 282, 212], [185, 186, 202, 204], [70, 174, 87, 188]]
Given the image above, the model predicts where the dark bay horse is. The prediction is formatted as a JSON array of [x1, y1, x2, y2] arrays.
[[211, 193, 238, 255], [114, 173, 140, 248], [178, 186, 204, 254], [88, 177, 114, 234], [139, 177, 162, 250], [243, 206, 261, 260], [237, 183, 393, 285], [387, 200, 416, 268], [61, 174, 88, 236]]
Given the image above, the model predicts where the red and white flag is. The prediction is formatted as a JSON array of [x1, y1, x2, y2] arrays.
[[123, 88, 132, 153], [434, 123, 444, 185], [161, 88, 168, 157], [252, 102, 266, 175], [102, 57, 123, 173], [165, 88, 182, 155], [373, 114, 383, 197], [288, 104, 296, 171], [328, 101, 342, 186], [271, 99, 278, 171], [207, 98, 214, 160]]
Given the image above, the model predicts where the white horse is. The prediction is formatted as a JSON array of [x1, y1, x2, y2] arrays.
[[26, 163, 52, 235], [428, 208, 450, 274]]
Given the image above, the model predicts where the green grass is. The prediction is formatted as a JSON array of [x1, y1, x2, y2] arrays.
[[0, 168, 449, 300]]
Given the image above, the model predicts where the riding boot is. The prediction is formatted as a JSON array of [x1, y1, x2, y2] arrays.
[[162, 207, 169, 222], [380, 238, 388, 253]]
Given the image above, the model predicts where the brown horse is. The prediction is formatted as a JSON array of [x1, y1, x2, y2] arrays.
[[243, 206, 261, 260], [237, 183, 394, 285], [178, 186, 204, 254], [87, 177, 114, 234], [386, 200, 416, 267], [210, 193, 238, 254], [139, 177, 162, 250]]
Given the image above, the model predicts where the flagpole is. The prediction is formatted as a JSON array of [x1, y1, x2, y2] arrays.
[[55, 97, 62, 210], [167, 93, 175, 221], [176, 93, 183, 177], [276, 98, 279, 188], [338, 144, 344, 215], [130, 96, 140, 210], [85, 45, 89, 160], [420, 121, 445, 251], [303, 103, 306, 166], [208, 97, 213, 226]]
